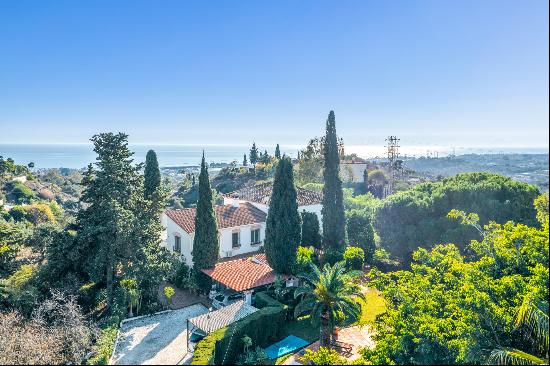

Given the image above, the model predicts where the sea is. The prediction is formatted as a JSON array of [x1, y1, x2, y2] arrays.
[[0, 143, 548, 170]]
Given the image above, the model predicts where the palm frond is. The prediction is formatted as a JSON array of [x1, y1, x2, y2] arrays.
[[488, 347, 547, 365], [516, 298, 549, 353]]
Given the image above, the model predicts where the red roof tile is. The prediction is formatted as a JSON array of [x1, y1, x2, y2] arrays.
[[201, 253, 288, 291], [224, 182, 323, 206], [166, 202, 266, 234]]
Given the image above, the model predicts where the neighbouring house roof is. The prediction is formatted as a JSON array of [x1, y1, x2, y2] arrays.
[[165, 202, 267, 234], [188, 300, 259, 334], [201, 253, 287, 292], [224, 182, 323, 206]]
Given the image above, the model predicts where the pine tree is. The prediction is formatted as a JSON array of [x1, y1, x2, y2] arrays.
[[250, 143, 259, 166], [301, 211, 322, 249], [243, 154, 248, 167], [275, 144, 281, 159], [192, 152, 219, 292], [321, 110, 346, 255], [265, 157, 301, 274], [144, 149, 161, 199], [76, 132, 142, 313]]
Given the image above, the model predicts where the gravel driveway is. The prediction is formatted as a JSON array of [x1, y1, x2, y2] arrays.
[[111, 303, 209, 365]]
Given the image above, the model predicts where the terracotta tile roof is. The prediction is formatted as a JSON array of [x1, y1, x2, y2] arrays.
[[166, 202, 267, 234], [224, 182, 323, 206], [201, 253, 288, 292]]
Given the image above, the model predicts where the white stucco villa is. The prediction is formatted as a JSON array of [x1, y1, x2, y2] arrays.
[[160, 182, 323, 267]]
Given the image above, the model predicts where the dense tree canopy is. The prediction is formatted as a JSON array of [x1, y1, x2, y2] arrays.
[[265, 157, 301, 274], [374, 172, 540, 264], [364, 197, 549, 364]]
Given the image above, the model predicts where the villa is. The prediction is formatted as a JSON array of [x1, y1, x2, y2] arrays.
[[160, 182, 323, 267]]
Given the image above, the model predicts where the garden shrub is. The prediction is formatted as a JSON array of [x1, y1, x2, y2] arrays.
[[192, 300, 287, 365], [343, 246, 365, 270]]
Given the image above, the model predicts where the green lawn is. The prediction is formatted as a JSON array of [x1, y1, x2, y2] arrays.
[[357, 287, 386, 325]]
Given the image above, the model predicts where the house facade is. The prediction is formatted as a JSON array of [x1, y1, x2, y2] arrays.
[[160, 182, 323, 267]]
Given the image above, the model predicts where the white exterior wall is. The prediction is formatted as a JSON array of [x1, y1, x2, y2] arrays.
[[161, 213, 194, 266], [161, 214, 265, 267], [218, 222, 266, 258]]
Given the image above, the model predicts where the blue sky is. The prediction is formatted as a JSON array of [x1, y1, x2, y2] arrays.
[[0, 0, 548, 147]]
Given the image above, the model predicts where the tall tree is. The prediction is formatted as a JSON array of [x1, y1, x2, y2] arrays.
[[76, 132, 142, 313], [243, 154, 248, 167], [301, 211, 322, 249], [144, 149, 161, 199], [249, 143, 259, 166], [275, 144, 281, 159], [294, 261, 364, 347], [346, 211, 375, 263], [265, 157, 301, 274], [321, 111, 346, 254], [192, 152, 219, 292]]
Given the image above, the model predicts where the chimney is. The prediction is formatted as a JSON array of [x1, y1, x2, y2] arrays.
[[231, 198, 240, 208]]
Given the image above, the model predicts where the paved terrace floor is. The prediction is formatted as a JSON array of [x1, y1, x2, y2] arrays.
[[282, 325, 375, 365]]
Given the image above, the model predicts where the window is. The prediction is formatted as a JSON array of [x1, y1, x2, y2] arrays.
[[251, 228, 261, 244], [232, 231, 240, 248], [174, 235, 181, 253]]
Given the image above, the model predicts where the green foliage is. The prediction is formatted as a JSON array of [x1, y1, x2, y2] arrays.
[[294, 246, 315, 274], [172, 261, 190, 289], [192, 305, 286, 365], [265, 157, 301, 274], [0, 220, 28, 276], [300, 347, 348, 365], [253, 291, 287, 309], [343, 246, 365, 270], [275, 144, 281, 159], [163, 286, 175, 302], [192, 153, 219, 292], [86, 323, 119, 365], [144, 149, 161, 199], [346, 210, 375, 263], [10, 203, 56, 224], [0, 264, 39, 314], [249, 142, 259, 166], [364, 209, 549, 365], [374, 172, 540, 264], [300, 211, 321, 249], [6, 182, 36, 204], [321, 111, 346, 253], [75, 132, 173, 313], [26, 222, 61, 260], [294, 261, 364, 347]]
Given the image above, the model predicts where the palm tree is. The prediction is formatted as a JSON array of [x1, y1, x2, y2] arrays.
[[489, 297, 549, 365], [294, 261, 364, 347]]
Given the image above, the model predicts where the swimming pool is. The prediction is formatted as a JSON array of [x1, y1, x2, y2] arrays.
[[264, 335, 310, 360]]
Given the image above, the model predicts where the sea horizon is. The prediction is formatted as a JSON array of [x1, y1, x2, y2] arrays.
[[1, 143, 548, 170]]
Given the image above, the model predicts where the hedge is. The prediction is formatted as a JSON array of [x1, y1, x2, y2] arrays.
[[253, 292, 286, 309], [192, 293, 287, 365]]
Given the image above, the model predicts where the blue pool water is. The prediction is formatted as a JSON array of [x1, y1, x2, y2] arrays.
[[264, 335, 309, 360]]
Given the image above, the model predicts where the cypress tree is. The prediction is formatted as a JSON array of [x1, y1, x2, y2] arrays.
[[192, 152, 219, 292], [265, 157, 301, 274], [301, 210, 322, 249], [250, 143, 259, 166], [144, 149, 161, 199], [243, 154, 248, 166], [321, 110, 346, 254], [275, 144, 281, 159]]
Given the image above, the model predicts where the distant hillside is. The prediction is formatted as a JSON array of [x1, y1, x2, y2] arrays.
[[404, 153, 549, 190]]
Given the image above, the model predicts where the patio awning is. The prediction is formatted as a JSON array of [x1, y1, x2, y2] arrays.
[[187, 300, 258, 334]]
